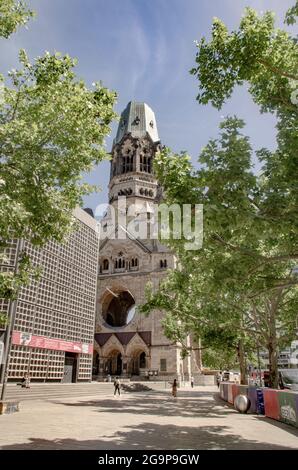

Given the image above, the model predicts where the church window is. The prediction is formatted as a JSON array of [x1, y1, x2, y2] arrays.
[[103, 259, 109, 271], [115, 258, 125, 269], [121, 156, 125, 174], [128, 155, 133, 172], [160, 260, 163, 268], [140, 154, 151, 173], [164, 259, 167, 268], [121, 154, 134, 174]]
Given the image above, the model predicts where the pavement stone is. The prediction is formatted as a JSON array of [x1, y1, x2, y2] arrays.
[[0, 386, 297, 450]]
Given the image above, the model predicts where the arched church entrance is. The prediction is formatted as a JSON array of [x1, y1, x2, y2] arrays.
[[130, 350, 147, 376], [92, 351, 100, 375], [105, 349, 123, 376], [116, 353, 123, 376]]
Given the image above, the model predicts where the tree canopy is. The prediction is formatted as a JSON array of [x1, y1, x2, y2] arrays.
[[0, 0, 34, 38], [0, 5, 117, 300], [141, 3, 298, 387]]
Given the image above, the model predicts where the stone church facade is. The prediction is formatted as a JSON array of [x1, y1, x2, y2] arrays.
[[94, 102, 197, 381]]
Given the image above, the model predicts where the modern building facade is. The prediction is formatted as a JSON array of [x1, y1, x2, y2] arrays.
[[0, 208, 98, 382], [260, 341, 298, 370], [93, 102, 198, 381]]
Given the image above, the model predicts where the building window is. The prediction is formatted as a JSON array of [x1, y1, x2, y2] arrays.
[[140, 156, 152, 173], [160, 359, 167, 372], [103, 259, 109, 271], [121, 154, 133, 174], [160, 259, 167, 269], [115, 258, 125, 269]]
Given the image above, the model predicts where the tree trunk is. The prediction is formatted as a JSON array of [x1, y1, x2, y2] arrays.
[[196, 337, 203, 371], [268, 339, 279, 389], [266, 291, 282, 389], [237, 339, 247, 385]]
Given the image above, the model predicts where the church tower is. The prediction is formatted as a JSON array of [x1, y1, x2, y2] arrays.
[[109, 101, 160, 205], [93, 102, 195, 381]]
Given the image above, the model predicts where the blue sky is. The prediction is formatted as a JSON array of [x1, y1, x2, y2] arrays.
[[0, 0, 296, 210]]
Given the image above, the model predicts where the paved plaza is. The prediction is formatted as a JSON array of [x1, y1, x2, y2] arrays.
[[0, 385, 297, 450]]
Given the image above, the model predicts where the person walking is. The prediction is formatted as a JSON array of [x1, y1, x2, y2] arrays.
[[190, 376, 194, 388], [113, 376, 121, 396], [172, 379, 178, 398]]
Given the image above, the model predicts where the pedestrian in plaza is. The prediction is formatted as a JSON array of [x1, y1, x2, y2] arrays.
[[216, 373, 221, 388], [172, 379, 178, 398], [113, 376, 121, 396], [190, 376, 194, 388]]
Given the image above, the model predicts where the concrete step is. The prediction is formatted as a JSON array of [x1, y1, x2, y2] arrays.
[[3, 383, 114, 401], [3, 381, 167, 401]]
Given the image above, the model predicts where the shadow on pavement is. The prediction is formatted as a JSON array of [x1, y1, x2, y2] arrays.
[[1, 421, 295, 450], [49, 390, 234, 419]]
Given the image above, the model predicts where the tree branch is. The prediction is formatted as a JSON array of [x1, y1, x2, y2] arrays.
[[257, 59, 298, 81]]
